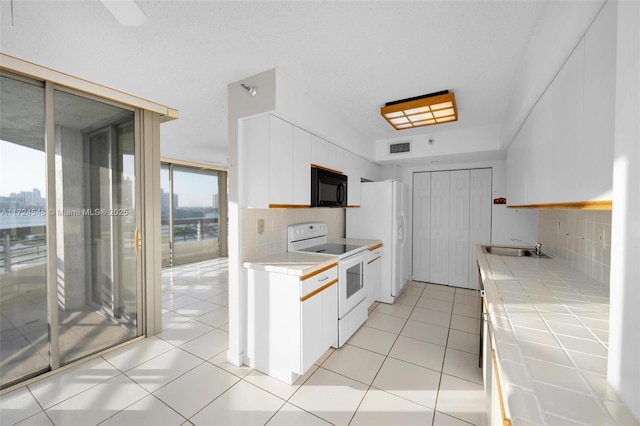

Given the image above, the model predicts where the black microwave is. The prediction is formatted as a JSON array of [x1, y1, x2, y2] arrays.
[[311, 167, 348, 207]]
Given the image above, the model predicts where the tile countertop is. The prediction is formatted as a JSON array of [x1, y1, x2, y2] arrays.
[[476, 245, 639, 425], [243, 239, 381, 277], [243, 251, 338, 277]]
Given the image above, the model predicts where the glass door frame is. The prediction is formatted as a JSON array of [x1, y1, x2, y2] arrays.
[[44, 83, 144, 370], [1, 53, 172, 390], [160, 160, 228, 267]]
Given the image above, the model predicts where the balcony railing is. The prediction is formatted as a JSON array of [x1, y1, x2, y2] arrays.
[[1, 235, 46, 271]]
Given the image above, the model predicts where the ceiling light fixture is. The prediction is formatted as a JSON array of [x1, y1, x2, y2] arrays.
[[381, 90, 458, 130], [241, 83, 257, 96], [101, 0, 147, 27]]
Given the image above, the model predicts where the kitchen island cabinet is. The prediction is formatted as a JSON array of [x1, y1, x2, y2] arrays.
[[245, 254, 338, 384]]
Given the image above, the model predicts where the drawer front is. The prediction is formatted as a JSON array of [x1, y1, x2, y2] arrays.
[[368, 245, 383, 263], [301, 265, 337, 300]]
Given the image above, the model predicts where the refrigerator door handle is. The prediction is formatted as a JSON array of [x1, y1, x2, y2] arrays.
[[398, 213, 406, 244]]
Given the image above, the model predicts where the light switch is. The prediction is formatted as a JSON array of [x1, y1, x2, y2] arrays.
[[257, 218, 265, 235]]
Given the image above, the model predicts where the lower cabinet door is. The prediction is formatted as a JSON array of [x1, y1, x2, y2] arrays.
[[301, 281, 338, 373], [321, 282, 338, 349], [301, 294, 323, 374]]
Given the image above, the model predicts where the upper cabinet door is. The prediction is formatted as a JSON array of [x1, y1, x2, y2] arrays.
[[292, 126, 311, 206], [582, 0, 616, 201], [550, 39, 585, 202], [506, 2, 616, 206], [242, 115, 270, 208], [268, 116, 294, 205]]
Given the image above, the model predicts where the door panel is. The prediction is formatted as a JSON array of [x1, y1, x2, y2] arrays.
[[429, 172, 450, 285], [54, 90, 139, 364], [0, 75, 50, 388], [412, 172, 431, 282], [449, 170, 470, 287]]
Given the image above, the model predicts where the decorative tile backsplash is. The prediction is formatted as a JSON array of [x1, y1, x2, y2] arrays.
[[241, 208, 345, 261], [538, 210, 612, 286]]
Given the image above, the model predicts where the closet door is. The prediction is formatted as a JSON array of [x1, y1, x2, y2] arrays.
[[448, 170, 470, 287], [469, 169, 492, 289], [429, 171, 450, 285], [412, 172, 431, 282]]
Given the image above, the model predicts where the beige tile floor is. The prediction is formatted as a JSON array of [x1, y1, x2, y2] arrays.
[[0, 258, 486, 425]]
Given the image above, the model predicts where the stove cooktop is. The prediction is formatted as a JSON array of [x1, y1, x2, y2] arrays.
[[298, 243, 365, 256]]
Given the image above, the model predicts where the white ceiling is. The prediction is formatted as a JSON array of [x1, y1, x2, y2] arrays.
[[0, 0, 552, 166]]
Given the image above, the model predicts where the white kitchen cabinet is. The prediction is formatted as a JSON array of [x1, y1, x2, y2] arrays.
[[246, 265, 338, 384], [343, 150, 368, 207], [366, 244, 383, 307], [482, 297, 511, 425], [292, 126, 312, 205], [243, 114, 311, 208], [581, 1, 616, 201], [242, 115, 270, 208], [550, 39, 585, 202], [506, 3, 615, 206], [269, 115, 294, 205], [311, 135, 342, 172]]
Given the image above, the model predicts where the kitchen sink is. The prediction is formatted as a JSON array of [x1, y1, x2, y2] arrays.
[[482, 245, 551, 258]]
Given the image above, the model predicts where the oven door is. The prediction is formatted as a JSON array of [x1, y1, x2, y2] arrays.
[[338, 250, 367, 318]]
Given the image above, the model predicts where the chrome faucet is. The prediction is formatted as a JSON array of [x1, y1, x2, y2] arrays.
[[511, 238, 542, 255]]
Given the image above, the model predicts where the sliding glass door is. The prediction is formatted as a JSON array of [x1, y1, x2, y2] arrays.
[[0, 74, 142, 388], [0, 75, 49, 386], [53, 90, 140, 364], [161, 164, 225, 267]]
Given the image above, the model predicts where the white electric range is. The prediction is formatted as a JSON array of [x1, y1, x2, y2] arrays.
[[288, 222, 369, 347]]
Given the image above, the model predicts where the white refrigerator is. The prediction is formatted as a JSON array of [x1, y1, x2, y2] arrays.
[[347, 180, 410, 304]]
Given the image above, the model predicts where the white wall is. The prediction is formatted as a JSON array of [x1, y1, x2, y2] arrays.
[[274, 69, 374, 161], [608, 0, 640, 420], [374, 124, 501, 164]]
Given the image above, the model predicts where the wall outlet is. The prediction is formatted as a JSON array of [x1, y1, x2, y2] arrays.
[[257, 218, 265, 235]]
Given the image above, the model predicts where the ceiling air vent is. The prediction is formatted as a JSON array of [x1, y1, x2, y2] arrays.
[[389, 141, 411, 154]]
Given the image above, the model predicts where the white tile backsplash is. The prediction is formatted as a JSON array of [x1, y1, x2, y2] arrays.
[[241, 208, 345, 260], [538, 210, 612, 286]]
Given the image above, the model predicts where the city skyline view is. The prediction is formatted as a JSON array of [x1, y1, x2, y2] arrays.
[[0, 140, 45, 198]]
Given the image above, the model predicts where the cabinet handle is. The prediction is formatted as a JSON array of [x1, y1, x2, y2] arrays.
[[318, 275, 329, 282]]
